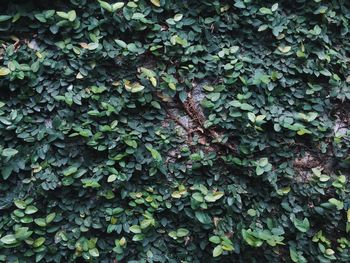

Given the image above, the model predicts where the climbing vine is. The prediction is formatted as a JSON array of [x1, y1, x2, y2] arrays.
[[0, 0, 350, 262]]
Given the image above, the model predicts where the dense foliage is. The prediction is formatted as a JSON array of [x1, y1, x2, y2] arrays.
[[0, 0, 350, 262]]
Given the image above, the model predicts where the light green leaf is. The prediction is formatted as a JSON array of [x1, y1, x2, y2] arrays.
[[129, 225, 141, 234], [56, 11, 68, 19], [46, 212, 56, 224], [63, 166, 78, 176], [293, 217, 310, 233], [2, 148, 18, 157], [107, 174, 117, 183], [177, 228, 189, 237], [115, 39, 127, 48], [209, 236, 221, 244], [34, 218, 47, 227], [112, 2, 125, 11], [174, 14, 183, 22], [33, 237, 45, 248], [15, 227, 33, 240], [146, 145, 162, 162], [67, 10, 76, 22], [213, 245, 223, 257], [89, 248, 99, 257], [259, 7, 272, 15], [25, 205, 38, 215], [0, 234, 17, 245], [99, 0, 113, 12]]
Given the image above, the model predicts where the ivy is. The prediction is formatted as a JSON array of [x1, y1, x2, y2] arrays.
[[0, 0, 350, 262]]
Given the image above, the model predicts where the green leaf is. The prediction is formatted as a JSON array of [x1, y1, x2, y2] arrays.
[[112, 2, 125, 11], [88, 42, 99, 50], [63, 166, 78, 176], [0, 234, 17, 245], [25, 205, 38, 215], [213, 245, 223, 257], [2, 148, 18, 157], [209, 236, 221, 244], [115, 39, 127, 48], [0, 15, 12, 22], [293, 217, 310, 233], [14, 200, 26, 209], [192, 192, 204, 202], [195, 211, 211, 224], [89, 248, 99, 257], [328, 198, 344, 210], [174, 14, 183, 22], [15, 227, 33, 240], [67, 10, 76, 22], [176, 228, 189, 237], [34, 218, 47, 227], [259, 7, 272, 15], [146, 145, 162, 162], [129, 225, 141, 234], [107, 174, 117, 183], [99, 0, 112, 12], [33, 237, 45, 248], [46, 212, 56, 224], [271, 3, 279, 12], [242, 229, 263, 247], [56, 11, 68, 19]]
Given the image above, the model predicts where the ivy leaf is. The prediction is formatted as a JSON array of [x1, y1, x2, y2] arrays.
[[278, 46, 292, 53], [98, 0, 112, 12], [293, 217, 310, 233], [209, 236, 221, 244], [146, 145, 162, 162], [0, 234, 17, 245], [0, 67, 10, 76], [63, 166, 78, 176], [67, 10, 76, 22], [56, 11, 68, 19], [89, 248, 100, 257], [0, 15, 12, 22], [2, 148, 18, 157], [213, 245, 223, 257], [259, 7, 272, 15], [150, 0, 161, 7], [112, 2, 125, 11], [129, 225, 141, 234], [176, 228, 189, 237], [195, 211, 211, 224]]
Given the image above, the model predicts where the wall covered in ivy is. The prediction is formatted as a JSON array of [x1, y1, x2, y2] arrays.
[[0, 0, 350, 262]]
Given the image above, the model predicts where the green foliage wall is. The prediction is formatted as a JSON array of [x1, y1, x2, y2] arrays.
[[0, 0, 350, 262]]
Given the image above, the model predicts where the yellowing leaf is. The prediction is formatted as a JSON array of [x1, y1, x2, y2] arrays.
[[150, 77, 157, 87], [171, 191, 182, 198], [278, 46, 292, 53], [168, 83, 176, 90], [76, 72, 84, 79], [0, 67, 10, 76], [150, 0, 160, 7], [124, 80, 145, 93]]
